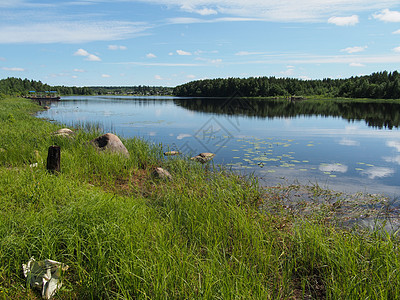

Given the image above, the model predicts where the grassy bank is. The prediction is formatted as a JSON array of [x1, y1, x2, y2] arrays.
[[0, 97, 399, 299]]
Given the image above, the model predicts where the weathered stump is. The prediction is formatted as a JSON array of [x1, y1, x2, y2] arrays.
[[46, 145, 60, 173]]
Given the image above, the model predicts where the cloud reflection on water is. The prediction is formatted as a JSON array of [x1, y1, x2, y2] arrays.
[[361, 167, 395, 179]]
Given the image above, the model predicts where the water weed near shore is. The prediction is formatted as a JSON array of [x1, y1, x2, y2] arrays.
[[0, 97, 399, 299]]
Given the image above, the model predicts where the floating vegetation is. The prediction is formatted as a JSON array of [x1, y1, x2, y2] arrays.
[[220, 135, 387, 186]]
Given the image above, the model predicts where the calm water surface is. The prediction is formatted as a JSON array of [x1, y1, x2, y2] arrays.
[[37, 96, 400, 197]]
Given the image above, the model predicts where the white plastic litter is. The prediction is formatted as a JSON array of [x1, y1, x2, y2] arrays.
[[22, 257, 69, 299]]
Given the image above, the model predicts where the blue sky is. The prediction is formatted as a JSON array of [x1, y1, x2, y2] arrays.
[[1, 0, 400, 87]]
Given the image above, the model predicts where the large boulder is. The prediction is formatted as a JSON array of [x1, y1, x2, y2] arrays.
[[191, 152, 215, 164], [91, 133, 129, 158]]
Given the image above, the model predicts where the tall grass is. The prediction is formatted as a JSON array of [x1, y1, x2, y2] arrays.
[[0, 97, 399, 299]]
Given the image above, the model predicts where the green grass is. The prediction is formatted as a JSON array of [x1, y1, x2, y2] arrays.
[[0, 96, 399, 299]]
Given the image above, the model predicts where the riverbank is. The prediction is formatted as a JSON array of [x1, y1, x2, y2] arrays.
[[1, 96, 399, 299]]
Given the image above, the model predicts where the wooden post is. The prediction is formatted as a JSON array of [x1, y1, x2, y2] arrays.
[[47, 145, 60, 173]]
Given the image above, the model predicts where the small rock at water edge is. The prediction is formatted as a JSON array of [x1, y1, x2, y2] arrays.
[[191, 153, 215, 163], [164, 151, 181, 156]]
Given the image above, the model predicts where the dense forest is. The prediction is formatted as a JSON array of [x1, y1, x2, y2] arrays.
[[0, 77, 92, 96], [173, 71, 400, 99], [0, 77, 173, 96], [2, 71, 400, 99], [89, 86, 173, 95]]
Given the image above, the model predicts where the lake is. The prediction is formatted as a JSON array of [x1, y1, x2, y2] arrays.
[[37, 96, 400, 197]]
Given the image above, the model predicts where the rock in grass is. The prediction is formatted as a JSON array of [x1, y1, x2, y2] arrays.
[[91, 133, 130, 158], [164, 151, 181, 156], [152, 167, 172, 180], [52, 128, 75, 137], [191, 152, 215, 163]]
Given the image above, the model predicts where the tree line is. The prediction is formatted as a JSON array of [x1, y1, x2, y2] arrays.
[[0, 77, 173, 97], [2, 71, 400, 99], [89, 86, 173, 96], [173, 71, 400, 99], [0, 77, 93, 97]]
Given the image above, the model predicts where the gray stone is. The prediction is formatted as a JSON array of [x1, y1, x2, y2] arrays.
[[152, 167, 172, 180], [191, 152, 215, 163], [91, 133, 129, 158]]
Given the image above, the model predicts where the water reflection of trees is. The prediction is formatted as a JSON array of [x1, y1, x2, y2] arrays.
[[174, 98, 400, 129]]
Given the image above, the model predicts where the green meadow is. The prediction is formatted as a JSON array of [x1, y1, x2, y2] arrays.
[[0, 96, 399, 299]]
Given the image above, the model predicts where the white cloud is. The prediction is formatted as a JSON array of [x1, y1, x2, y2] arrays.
[[349, 62, 365, 67], [319, 163, 348, 173], [177, 50, 192, 56], [187, 74, 196, 79], [108, 45, 127, 50], [393, 47, 400, 53], [361, 167, 395, 179], [235, 51, 267, 56], [74, 48, 101, 61], [393, 29, 400, 34], [373, 9, 400, 22], [71, 75, 78, 79], [146, 53, 157, 58], [1, 67, 25, 71], [157, 0, 400, 23], [282, 54, 400, 65], [73, 68, 85, 72], [87, 54, 101, 61], [194, 50, 219, 55], [195, 57, 222, 64], [328, 15, 359, 26], [180, 4, 217, 15], [196, 7, 218, 15], [0, 21, 150, 44], [280, 68, 295, 76], [340, 46, 367, 54], [101, 74, 111, 78], [74, 48, 89, 56], [113, 61, 202, 67], [167, 17, 259, 24], [154, 75, 162, 80]]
